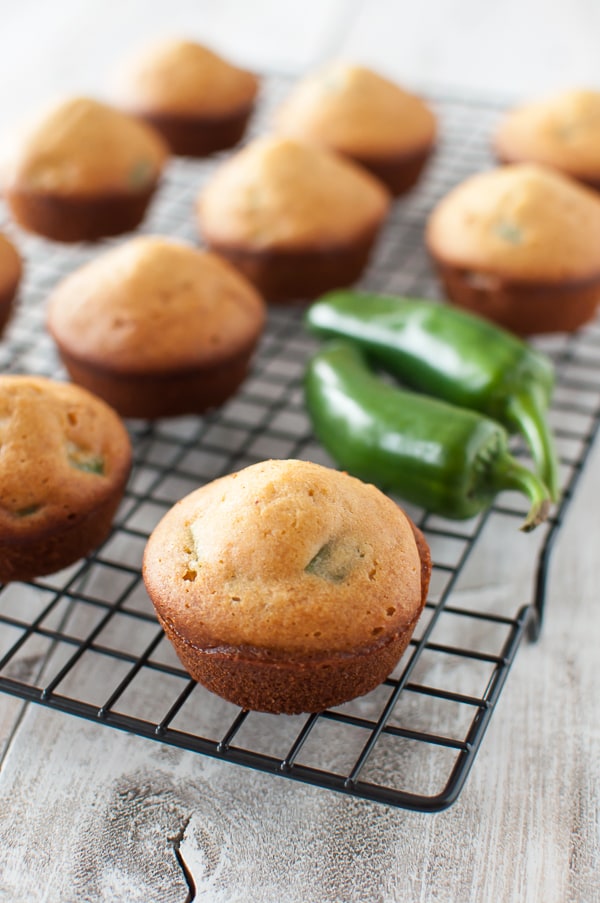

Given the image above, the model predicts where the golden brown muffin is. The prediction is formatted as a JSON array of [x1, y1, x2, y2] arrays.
[[0, 375, 132, 583], [115, 38, 259, 157], [2, 97, 168, 242], [495, 89, 600, 191], [275, 62, 436, 196], [426, 163, 600, 335], [0, 233, 22, 336], [197, 136, 391, 302], [143, 459, 431, 714], [47, 236, 266, 419]]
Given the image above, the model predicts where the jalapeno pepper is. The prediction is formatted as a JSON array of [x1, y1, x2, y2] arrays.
[[304, 340, 551, 531], [305, 291, 560, 501]]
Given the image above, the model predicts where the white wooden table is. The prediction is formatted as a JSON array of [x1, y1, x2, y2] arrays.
[[1, 3, 599, 901]]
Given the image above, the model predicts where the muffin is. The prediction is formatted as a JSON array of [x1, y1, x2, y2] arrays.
[[274, 62, 436, 196], [426, 163, 600, 335], [46, 236, 266, 419], [0, 375, 132, 583], [495, 89, 600, 191], [143, 459, 431, 715], [197, 136, 391, 302], [115, 38, 259, 157], [2, 97, 168, 242], [0, 233, 22, 336]]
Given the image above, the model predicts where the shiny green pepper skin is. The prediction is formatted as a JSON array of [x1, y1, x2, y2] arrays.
[[306, 291, 559, 500], [304, 341, 550, 530]]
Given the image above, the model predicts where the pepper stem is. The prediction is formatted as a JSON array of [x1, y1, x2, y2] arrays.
[[490, 452, 552, 532], [505, 390, 560, 503]]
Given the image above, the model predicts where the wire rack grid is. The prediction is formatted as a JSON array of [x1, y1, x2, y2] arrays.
[[1, 79, 600, 812]]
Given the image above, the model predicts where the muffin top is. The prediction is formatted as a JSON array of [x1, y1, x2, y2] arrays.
[[198, 136, 391, 250], [426, 163, 600, 282], [0, 375, 131, 540], [0, 233, 22, 297], [495, 89, 600, 182], [47, 236, 266, 373], [116, 38, 259, 117], [143, 459, 425, 659], [2, 97, 168, 196], [275, 62, 436, 158]]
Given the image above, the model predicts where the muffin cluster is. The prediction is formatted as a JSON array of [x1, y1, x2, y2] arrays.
[[0, 41, 270, 582], [1, 34, 597, 711], [190, 61, 436, 300], [424, 87, 600, 333]]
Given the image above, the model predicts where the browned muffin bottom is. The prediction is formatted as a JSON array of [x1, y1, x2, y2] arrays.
[[156, 608, 423, 714], [0, 376, 132, 583], [55, 335, 262, 420], [0, 233, 22, 335], [433, 263, 600, 335], [352, 144, 433, 197], [47, 237, 266, 418], [207, 225, 381, 303], [0, 287, 14, 336], [7, 186, 157, 243], [134, 106, 254, 157], [2, 482, 125, 584], [143, 459, 431, 714]]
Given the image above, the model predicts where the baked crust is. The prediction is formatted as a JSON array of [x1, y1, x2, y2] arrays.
[[350, 144, 434, 197], [494, 90, 600, 187], [156, 607, 425, 714], [47, 237, 266, 417], [0, 233, 22, 334], [0, 376, 131, 583], [198, 137, 390, 248], [3, 97, 167, 241], [275, 63, 436, 195], [55, 340, 261, 419], [116, 39, 258, 117], [206, 225, 382, 303], [426, 163, 600, 332], [143, 460, 431, 714], [433, 262, 600, 335], [197, 136, 390, 300], [6, 185, 158, 242], [115, 39, 258, 157], [130, 107, 254, 157]]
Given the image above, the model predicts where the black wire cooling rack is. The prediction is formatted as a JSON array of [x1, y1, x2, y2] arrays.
[[1, 80, 600, 812]]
